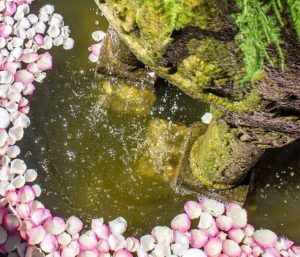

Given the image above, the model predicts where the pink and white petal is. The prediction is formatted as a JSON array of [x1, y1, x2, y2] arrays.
[[253, 230, 278, 249], [36, 52, 52, 71], [44, 216, 66, 236], [201, 198, 225, 217], [93, 224, 110, 240], [66, 216, 83, 235], [171, 214, 191, 233], [113, 249, 133, 257], [78, 232, 98, 251], [34, 34, 45, 46], [184, 201, 202, 219], [21, 53, 39, 64], [204, 238, 223, 256], [27, 225, 46, 245], [30, 208, 52, 226], [3, 213, 20, 232], [226, 204, 247, 228], [108, 234, 126, 251], [223, 240, 242, 257], [15, 70, 35, 84], [40, 234, 58, 253], [190, 229, 208, 249], [2, 233, 21, 253], [109, 217, 127, 235], [18, 185, 35, 203], [15, 203, 31, 219], [228, 228, 245, 244], [0, 225, 8, 244], [79, 250, 99, 257], [182, 248, 207, 257], [97, 239, 110, 253], [216, 215, 234, 232]]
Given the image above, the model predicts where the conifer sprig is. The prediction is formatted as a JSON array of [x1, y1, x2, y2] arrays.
[[235, 0, 285, 81]]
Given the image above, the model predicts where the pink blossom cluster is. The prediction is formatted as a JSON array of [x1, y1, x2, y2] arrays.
[[1, 195, 300, 257], [0, 0, 299, 257], [88, 30, 106, 63], [0, 0, 74, 191]]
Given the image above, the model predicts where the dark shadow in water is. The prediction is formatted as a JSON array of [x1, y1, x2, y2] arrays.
[[246, 140, 300, 242]]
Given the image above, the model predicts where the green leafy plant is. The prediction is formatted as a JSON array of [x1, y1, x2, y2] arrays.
[[287, 0, 300, 39], [235, 0, 285, 81], [161, 0, 196, 34]]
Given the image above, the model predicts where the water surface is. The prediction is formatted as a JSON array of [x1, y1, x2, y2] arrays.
[[19, 0, 300, 241]]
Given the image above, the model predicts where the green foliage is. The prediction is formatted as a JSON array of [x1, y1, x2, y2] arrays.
[[287, 0, 300, 39], [235, 0, 285, 81], [162, 0, 183, 32], [161, 0, 196, 34]]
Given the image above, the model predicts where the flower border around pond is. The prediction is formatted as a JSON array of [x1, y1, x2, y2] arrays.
[[0, 1, 299, 257]]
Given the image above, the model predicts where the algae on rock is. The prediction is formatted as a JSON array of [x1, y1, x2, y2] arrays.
[[190, 116, 264, 190]]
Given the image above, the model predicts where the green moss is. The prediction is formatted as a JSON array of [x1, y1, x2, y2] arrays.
[[188, 38, 244, 80], [102, 1, 247, 110], [238, 90, 262, 110], [101, 0, 273, 112], [174, 38, 246, 105], [107, 0, 221, 62], [160, 0, 199, 32], [190, 119, 240, 189], [287, 0, 300, 39], [106, 0, 138, 33], [189, 116, 264, 189], [136, 1, 172, 60]]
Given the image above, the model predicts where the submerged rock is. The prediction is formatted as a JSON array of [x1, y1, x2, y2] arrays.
[[135, 119, 207, 186], [96, 76, 156, 116], [135, 119, 189, 184]]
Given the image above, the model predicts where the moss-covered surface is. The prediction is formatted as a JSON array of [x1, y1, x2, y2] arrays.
[[105, 0, 220, 60], [97, 0, 299, 115], [176, 38, 244, 99], [97, 0, 260, 111], [189, 115, 265, 190]]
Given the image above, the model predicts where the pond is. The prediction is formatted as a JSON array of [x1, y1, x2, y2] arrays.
[[19, 0, 300, 242]]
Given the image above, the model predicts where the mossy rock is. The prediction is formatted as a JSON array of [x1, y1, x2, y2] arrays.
[[189, 117, 264, 190], [97, 26, 154, 82], [96, 0, 256, 111]]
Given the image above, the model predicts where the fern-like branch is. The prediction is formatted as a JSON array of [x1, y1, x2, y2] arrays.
[[235, 0, 285, 81]]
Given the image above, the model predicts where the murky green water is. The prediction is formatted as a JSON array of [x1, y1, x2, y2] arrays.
[[19, 0, 300, 241], [246, 141, 300, 242]]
